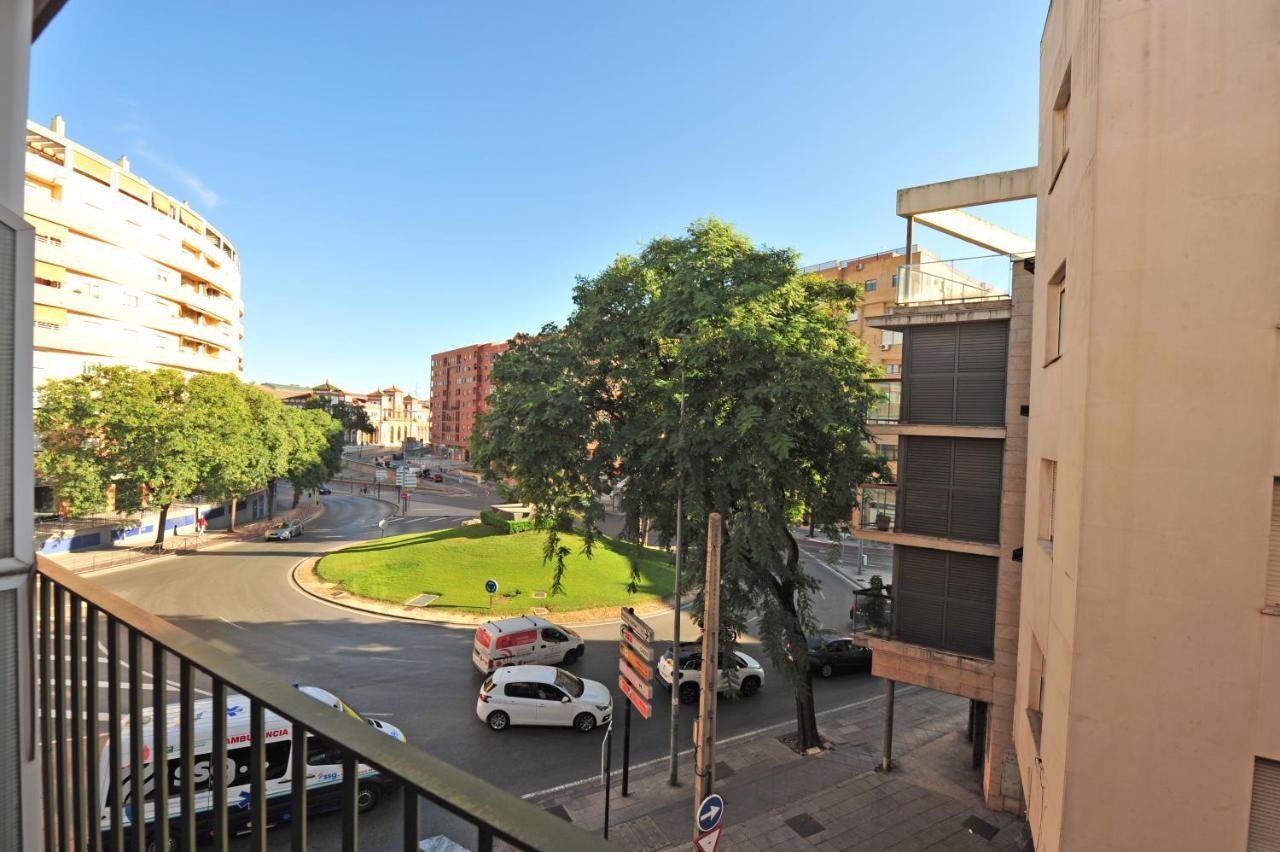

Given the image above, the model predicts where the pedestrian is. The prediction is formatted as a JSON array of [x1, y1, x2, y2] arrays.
[[195, 515, 207, 536]]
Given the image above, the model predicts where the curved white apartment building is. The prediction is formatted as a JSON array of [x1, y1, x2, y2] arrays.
[[24, 116, 243, 387]]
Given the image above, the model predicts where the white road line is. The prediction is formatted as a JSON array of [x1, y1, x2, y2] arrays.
[[818, 589, 827, 600], [802, 551, 856, 588], [217, 617, 245, 631], [521, 688, 911, 800]]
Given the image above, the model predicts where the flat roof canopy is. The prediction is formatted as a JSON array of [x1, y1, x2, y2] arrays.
[[898, 167, 1036, 258]]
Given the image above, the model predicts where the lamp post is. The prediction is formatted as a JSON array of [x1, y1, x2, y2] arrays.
[[669, 368, 685, 787]]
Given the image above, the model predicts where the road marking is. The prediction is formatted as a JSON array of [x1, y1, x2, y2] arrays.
[[802, 551, 856, 588], [818, 589, 826, 600], [361, 712, 394, 717], [521, 688, 912, 800], [217, 616, 245, 631]]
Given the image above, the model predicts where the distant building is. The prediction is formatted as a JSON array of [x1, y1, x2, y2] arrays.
[[256, 382, 428, 447], [429, 341, 509, 460], [25, 116, 243, 389]]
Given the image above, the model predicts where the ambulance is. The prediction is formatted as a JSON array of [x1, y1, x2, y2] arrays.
[[98, 685, 405, 848]]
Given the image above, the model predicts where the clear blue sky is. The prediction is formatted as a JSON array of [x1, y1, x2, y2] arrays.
[[30, 1, 1046, 395]]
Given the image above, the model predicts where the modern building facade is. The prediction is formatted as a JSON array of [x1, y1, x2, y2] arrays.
[[429, 341, 508, 459], [24, 116, 243, 389], [856, 168, 1035, 814], [1014, 1, 1280, 850]]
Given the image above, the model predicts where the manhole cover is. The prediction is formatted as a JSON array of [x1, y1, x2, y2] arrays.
[[963, 815, 1000, 841], [532, 591, 548, 599], [785, 813, 824, 838], [405, 593, 439, 607], [714, 760, 735, 780], [531, 607, 549, 615], [330, 591, 346, 599]]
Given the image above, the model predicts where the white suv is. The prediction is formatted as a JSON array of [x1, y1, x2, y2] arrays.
[[476, 665, 612, 733], [657, 644, 765, 705]]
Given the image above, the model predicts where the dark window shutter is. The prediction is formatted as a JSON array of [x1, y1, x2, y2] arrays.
[[899, 437, 1002, 543], [1250, 757, 1280, 851], [905, 326, 957, 424], [904, 321, 1008, 426], [893, 547, 998, 659]]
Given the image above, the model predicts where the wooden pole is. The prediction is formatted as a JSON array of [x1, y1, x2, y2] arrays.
[[694, 512, 722, 835]]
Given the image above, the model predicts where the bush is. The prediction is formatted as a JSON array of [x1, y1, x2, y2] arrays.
[[479, 510, 543, 534]]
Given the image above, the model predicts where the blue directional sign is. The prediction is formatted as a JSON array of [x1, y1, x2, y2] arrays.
[[697, 793, 724, 833], [484, 578, 499, 595]]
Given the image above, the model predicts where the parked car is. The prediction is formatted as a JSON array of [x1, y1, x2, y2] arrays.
[[476, 665, 612, 732], [804, 634, 872, 678], [265, 519, 303, 541], [657, 643, 765, 705], [317, 485, 332, 495], [429, 473, 444, 483], [472, 615, 584, 673]]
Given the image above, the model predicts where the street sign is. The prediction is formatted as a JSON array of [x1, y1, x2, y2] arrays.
[[400, 492, 409, 500], [620, 606, 655, 642], [617, 674, 652, 719], [375, 469, 388, 483], [697, 793, 724, 833], [618, 644, 652, 681], [484, 579, 499, 595], [620, 627, 653, 661], [695, 827, 722, 852], [618, 659, 652, 701]]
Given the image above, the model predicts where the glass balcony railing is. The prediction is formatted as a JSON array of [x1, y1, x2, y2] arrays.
[[897, 255, 1011, 306], [851, 587, 893, 638], [860, 485, 897, 531], [867, 380, 901, 425]]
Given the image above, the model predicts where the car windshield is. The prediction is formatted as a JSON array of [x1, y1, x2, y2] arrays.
[[271, 521, 286, 529], [554, 669, 585, 698]]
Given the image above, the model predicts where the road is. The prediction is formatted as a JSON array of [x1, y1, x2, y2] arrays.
[[91, 477, 886, 848]]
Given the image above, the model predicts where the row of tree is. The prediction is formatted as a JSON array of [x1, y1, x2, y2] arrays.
[[36, 367, 345, 546], [473, 219, 889, 750]]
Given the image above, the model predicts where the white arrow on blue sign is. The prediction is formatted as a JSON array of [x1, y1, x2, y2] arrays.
[[484, 579, 499, 595], [697, 793, 724, 833]]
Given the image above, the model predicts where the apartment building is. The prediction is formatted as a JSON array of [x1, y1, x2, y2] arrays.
[[24, 116, 243, 388], [1014, 2, 1280, 850], [429, 341, 508, 459], [854, 169, 1035, 814]]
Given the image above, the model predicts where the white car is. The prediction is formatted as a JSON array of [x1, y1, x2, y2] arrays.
[[657, 643, 765, 705], [265, 519, 302, 541], [476, 665, 612, 733]]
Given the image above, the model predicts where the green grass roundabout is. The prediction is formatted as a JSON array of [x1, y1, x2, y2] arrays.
[[316, 524, 675, 616]]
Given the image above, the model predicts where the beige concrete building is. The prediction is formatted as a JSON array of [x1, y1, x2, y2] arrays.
[[361, 386, 430, 447], [24, 116, 243, 388], [1014, 1, 1280, 850]]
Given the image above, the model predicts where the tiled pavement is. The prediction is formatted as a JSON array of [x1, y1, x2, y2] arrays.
[[523, 688, 1030, 851]]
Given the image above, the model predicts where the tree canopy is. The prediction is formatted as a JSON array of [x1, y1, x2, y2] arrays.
[[473, 218, 886, 748]]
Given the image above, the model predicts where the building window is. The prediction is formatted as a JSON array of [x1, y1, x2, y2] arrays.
[[884, 363, 901, 375], [1027, 635, 1045, 752], [1268, 480, 1280, 608], [1050, 63, 1071, 191], [865, 279, 877, 292], [1046, 263, 1066, 364], [891, 274, 898, 288], [1248, 757, 1280, 849], [1038, 459, 1057, 546]]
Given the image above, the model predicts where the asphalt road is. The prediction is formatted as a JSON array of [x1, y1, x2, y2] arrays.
[[91, 478, 886, 848]]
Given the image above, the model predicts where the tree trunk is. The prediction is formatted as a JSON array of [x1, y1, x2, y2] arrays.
[[267, 478, 277, 520], [291, 485, 301, 509], [782, 529, 821, 750], [155, 502, 170, 548], [228, 496, 238, 533]]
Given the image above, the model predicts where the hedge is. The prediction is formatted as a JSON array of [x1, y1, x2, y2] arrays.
[[479, 510, 541, 534]]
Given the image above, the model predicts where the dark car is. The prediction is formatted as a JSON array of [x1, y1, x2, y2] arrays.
[[805, 635, 872, 678], [317, 485, 332, 495]]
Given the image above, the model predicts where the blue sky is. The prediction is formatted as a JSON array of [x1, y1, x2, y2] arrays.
[[30, 1, 1046, 395]]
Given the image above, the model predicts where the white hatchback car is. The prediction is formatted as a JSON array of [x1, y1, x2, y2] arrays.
[[476, 665, 612, 733], [657, 644, 766, 705]]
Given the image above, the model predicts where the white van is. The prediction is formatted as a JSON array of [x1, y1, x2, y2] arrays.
[[471, 615, 584, 674], [99, 685, 405, 848]]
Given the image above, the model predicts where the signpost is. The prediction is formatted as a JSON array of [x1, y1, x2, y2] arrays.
[[617, 606, 654, 798], [694, 514, 723, 840], [484, 578, 498, 609], [695, 793, 725, 852]]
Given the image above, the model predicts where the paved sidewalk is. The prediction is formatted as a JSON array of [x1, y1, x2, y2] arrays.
[[523, 688, 1029, 851]]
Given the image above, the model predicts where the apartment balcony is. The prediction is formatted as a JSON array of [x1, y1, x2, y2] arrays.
[[859, 484, 897, 531], [33, 556, 603, 851], [896, 255, 1011, 307], [850, 587, 893, 645], [867, 380, 901, 426]]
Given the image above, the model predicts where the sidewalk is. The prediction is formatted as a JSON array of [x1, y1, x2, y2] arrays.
[[523, 688, 1029, 851]]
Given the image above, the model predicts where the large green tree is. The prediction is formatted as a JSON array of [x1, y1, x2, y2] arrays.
[[473, 219, 885, 749], [284, 406, 344, 508], [306, 397, 373, 441], [36, 367, 199, 546]]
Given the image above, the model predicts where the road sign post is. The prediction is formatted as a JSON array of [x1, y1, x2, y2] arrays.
[[617, 606, 654, 798], [601, 721, 613, 839], [696, 793, 725, 851], [484, 578, 498, 609], [694, 513, 723, 834]]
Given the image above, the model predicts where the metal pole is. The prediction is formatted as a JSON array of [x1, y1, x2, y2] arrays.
[[602, 723, 613, 839], [694, 512, 722, 827], [669, 369, 685, 787], [622, 701, 632, 797], [882, 679, 896, 772]]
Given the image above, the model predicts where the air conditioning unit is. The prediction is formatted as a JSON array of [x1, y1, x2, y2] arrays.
[[855, 263, 864, 270], [881, 342, 892, 350]]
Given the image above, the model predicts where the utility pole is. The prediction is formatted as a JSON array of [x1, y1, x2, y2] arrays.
[[669, 368, 686, 787], [693, 512, 722, 818]]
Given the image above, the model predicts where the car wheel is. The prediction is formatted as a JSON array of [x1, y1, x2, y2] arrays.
[[357, 782, 381, 813], [678, 682, 700, 705], [574, 713, 597, 733], [487, 711, 510, 731], [819, 663, 834, 679], [740, 677, 761, 697]]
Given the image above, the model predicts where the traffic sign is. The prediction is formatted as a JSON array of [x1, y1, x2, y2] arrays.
[[484, 579, 499, 595], [620, 606, 655, 642], [618, 644, 652, 681], [697, 793, 724, 833], [375, 469, 388, 482], [695, 827, 722, 852], [618, 659, 652, 700], [617, 674, 652, 719], [620, 627, 653, 661]]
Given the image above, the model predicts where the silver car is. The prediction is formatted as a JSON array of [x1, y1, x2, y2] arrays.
[[265, 519, 302, 541]]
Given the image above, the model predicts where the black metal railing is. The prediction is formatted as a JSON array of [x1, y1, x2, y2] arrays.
[[34, 555, 607, 851], [850, 588, 893, 638]]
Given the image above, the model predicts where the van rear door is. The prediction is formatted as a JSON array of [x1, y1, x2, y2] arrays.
[[472, 626, 495, 672]]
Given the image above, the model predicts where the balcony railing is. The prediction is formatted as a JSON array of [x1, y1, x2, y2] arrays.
[[850, 588, 893, 639], [867, 380, 900, 425], [859, 485, 897, 531], [34, 555, 606, 851], [896, 255, 1011, 306]]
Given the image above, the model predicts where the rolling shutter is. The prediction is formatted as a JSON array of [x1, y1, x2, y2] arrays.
[[956, 322, 1008, 425], [1249, 757, 1280, 851], [1268, 481, 1280, 607], [152, 192, 173, 215], [72, 150, 113, 184], [950, 440, 1004, 543], [899, 437, 1002, 543], [893, 546, 997, 658], [905, 325, 956, 424], [117, 171, 149, 202], [34, 260, 65, 284]]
